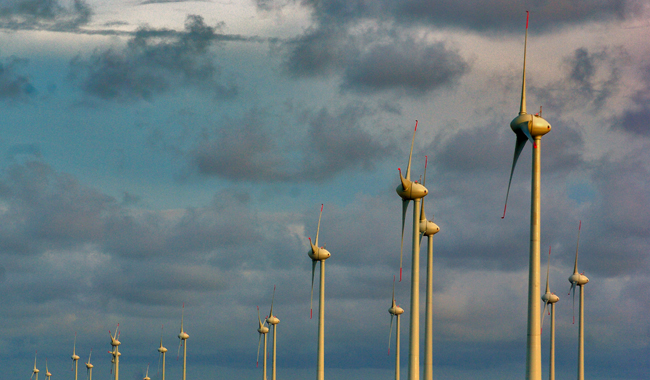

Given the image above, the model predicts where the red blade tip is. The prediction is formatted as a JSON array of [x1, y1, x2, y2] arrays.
[[399, 267, 402, 282], [526, 11, 529, 29], [310, 309, 313, 319]]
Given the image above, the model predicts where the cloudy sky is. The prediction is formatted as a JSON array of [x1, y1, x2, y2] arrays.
[[1, 0, 649, 379]]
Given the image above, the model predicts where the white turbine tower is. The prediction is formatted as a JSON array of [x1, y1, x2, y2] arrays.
[[177, 304, 190, 380], [541, 247, 559, 380], [396, 120, 428, 380], [30, 351, 39, 380], [418, 156, 440, 380], [85, 350, 94, 380], [388, 276, 404, 380], [109, 324, 121, 380], [266, 286, 280, 380], [568, 221, 589, 380], [45, 358, 51, 380], [157, 325, 167, 380], [256, 306, 269, 380], [308, 204, 331, 380], [501, 11, 552, 380], [72, 332, 81, 380]]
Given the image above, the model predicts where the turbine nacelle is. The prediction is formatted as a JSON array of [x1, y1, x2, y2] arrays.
[[396, 177, 428, 200], [158, 346, 168, 354], [178, 332, 189, 340], [257, 325, 269, 334], [510, 113, 551, 139], [71, 354, 80, 361], [541, 291, 559, 304], [388, 301, 404, 316], [419, 219, 439, 237], [85, 363, 93, 369], [308, 241, 331, 261], [569, 272, 589, 286], [266, 316, 280, 325]]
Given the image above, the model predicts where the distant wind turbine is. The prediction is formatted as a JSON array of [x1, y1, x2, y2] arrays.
[[85, 350, 94, 380], [108, 324, 121, 380], [418, 156, 440, 380], [266, 286, 280, 380], [177, 304, 190, 380], [143, 364, 151, 380], [568, 221, 589, 380], [388, 276, 404, 380], [72, 332, 81, 380], [157, 325, 167, 380], [256, 306, 269, 380], [541, 247, 559, 380], [45, 358, 51, 380], [30, 351, 39, 380], [501, 11, 552, 380], [308, 204, 331, 380], [396, 120, 428, 380]]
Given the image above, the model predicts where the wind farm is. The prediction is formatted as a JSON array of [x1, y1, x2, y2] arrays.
[[5, 2, 649, 380]]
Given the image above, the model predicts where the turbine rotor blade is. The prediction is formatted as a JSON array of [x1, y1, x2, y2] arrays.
[[310, 260, 316, 319], [399, 199, 409, 281], [546, 246, 551, 293], [269, 285, 276, 318], [405, 120, 417, 181], [315, 204, 323, 247], [502, 133, 527, 218], [574, 220, 582, 273], [388, 314, 394, 356], [541, 300, 549, 333], [257, 333, 262, 367]]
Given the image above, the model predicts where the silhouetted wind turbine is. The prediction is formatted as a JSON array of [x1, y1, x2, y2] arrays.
[[256, 306, 269, 380], [418, 156, 440, 380], [396, 120, 428, 380], [30, 351, 39, 380], [108, 324, 121, 380], [388, 276, 404, 380], [308, 204, 331, 380], [501, 11, 552, 380], [568, 221, 589, 380], [85, 350, 94, 380], [541, 247, 559, 380], [177, 304, 189, 380], [72, 332, 80, 380], [157, 325, 167, 380], [266, 286, 280, 380]]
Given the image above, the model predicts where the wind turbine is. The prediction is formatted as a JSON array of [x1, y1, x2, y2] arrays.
[[45, 358, 51, 380], [395, 120, 428, 380], [568, 221, 589, 380], [388, 276, 404, 380], [541, 247, 559, 380], [256, 306, 269, 380], [266, 286, 280, 380], [85, 350, 94, 380], [157, 325, 167, 380], [418, 156, 440, 380], [72, 332, 81, 380], [143, 364, 151, 380], [30, 351, 39, 380], [501, 11, 552, 380], [308, 204, 331, 380], [109, 324, 121, 380], [177, 304, 190, 380]]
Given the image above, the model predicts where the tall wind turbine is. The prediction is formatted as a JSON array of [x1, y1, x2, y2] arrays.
[[109, 324, 121, 380], [177, 304, 190, 380], [30, 351, 39, 380], [157, 325, 167, 380], [308, 204, 331, 380], [45, 358, 51, 380], [72, 332, 81, 380], [85, 350, 94, 380], [541, 247, 559, 380], [396, 120, 428, 380], [266, 286, 280, 380], [568, 221, 589, 380], [501, 11, 552, 380], [143, 364, 151, 380], [418, 156, 440, 380], [388, 276, 404, 380], [256, 306, 269, 380]]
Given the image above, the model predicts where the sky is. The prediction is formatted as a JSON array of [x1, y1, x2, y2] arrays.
[[1, 0, 650, 379]]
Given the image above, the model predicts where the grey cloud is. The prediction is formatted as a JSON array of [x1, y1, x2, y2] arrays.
[[0, 0, 91, 31], [616, 65, 650, 136], [0, 56, 36, 100], [283, 26, 349, 78], [69, 15, 237, 102], [342, 38, 470, 95]]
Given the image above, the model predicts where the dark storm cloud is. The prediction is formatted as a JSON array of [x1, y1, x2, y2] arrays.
[[69, 15, 237, 102], [0, 0, 91, 31], [0, 55, 36, 100], [616, 65, 650, 136], [283, 26, 349, 78], [342, 38, 470, 95]]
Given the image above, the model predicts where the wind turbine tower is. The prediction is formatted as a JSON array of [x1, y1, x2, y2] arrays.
[[72, 332, 81, 380], [396, 120, 428, 380], [85, 350, 94, 380], [31, 351, 39, 380], [109, 324, 121, 380], [257, 306, 269, 380], [568, 221, 589, 380], [418, 156, 440, 380], [157, 325, 167, 380], [308, 204, 332, 380], [501, 11, 552, 380], [178, 304, 190, 380], [541, 247, 559, 380], [388, 276, 404, 380], [266, 286, 280, 380]]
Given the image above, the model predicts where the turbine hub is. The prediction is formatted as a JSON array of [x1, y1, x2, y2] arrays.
[[178, 332, 189, 340], [541, 291, 559, 304], [258, 326, 269, 334], [389, 305, 404, 316], [396, 182, 428, 200], [86, 364, 93, 369], [158, 346, 168, 353], [510, 113, 551, 137], [266, 316, 280, 325], [420, 220, 440, 236], [72, 354, 80, 360], [308, 247, 331, 261]]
